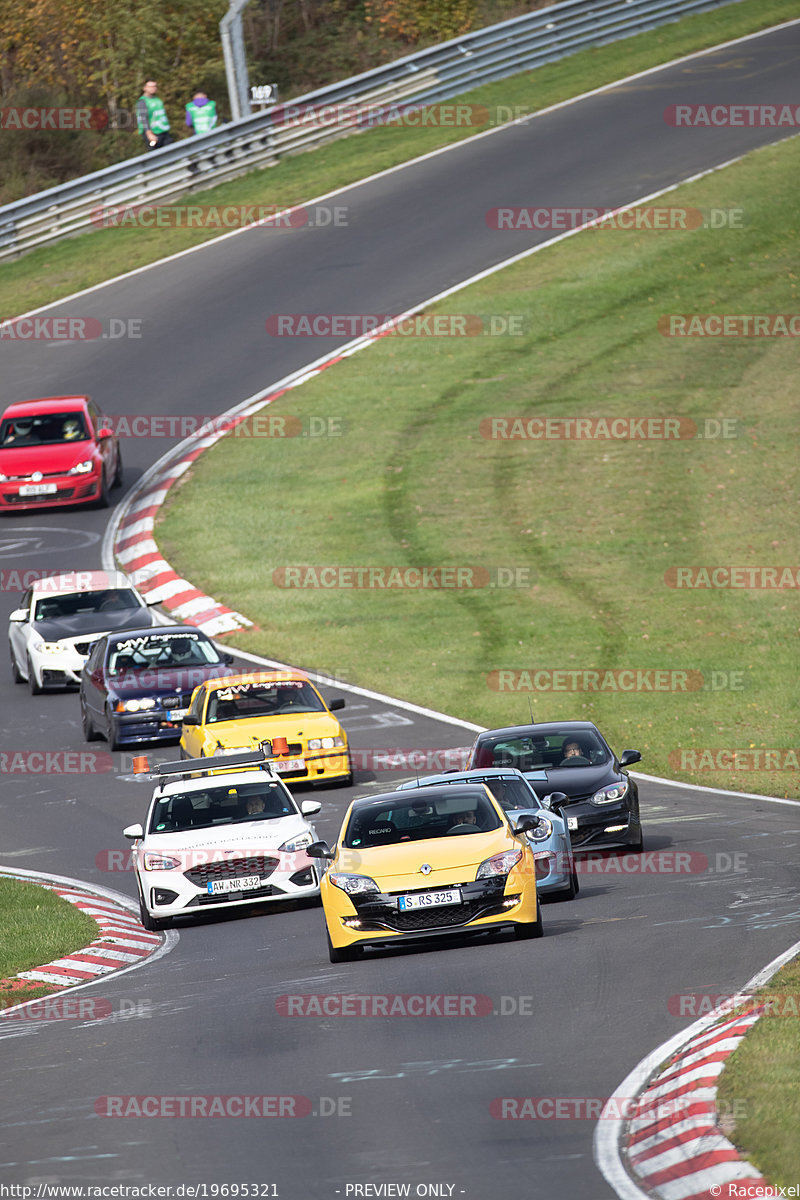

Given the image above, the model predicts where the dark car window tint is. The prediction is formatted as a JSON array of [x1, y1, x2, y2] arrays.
[[33, 589, 141, 622], [344, 792, 501, 848], [149, 781, 295, 833], [206, 681, 324, 722], [0, 412, 89, 447], [474, 732, 610, 770]]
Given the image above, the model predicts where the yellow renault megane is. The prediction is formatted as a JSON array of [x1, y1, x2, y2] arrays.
[[180, 671, 351, 786], [307, 783, 544, 961]]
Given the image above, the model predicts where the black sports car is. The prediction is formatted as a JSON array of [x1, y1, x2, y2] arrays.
[[467, 721, 642, 852]]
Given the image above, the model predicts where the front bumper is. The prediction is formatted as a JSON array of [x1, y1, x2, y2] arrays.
[[324, 873, 538, 951], [139, 853, 320, 920], [563, 803, 639, 851], [0, 471, 102, 510], [29, 645, 88, 688], [112, 710, 188, 745]]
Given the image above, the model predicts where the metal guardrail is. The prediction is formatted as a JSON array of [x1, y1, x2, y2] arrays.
[[0, 0, 736, 262]]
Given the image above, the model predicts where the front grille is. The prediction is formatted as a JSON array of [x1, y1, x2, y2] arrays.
[[377, 899, 500, 932], [188, 883, 282, 906], [184, 855, 280, 888], [5, 487, 75, 503]]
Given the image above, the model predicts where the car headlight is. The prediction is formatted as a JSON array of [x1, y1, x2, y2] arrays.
[[30, 636, 62, 655], [329, 872, 380, 896], [590, 781, 629, 806], [280, 832, 313, 852], [525, 817, 553, 842], [143, 852, 181, 871], [114, 697, 157, 713], [476, 850, 522, 880], [0, 474, 7, 482], [213, 744, 249, 755], [67, 459, 94, 475], [307, 736, 345, 750]]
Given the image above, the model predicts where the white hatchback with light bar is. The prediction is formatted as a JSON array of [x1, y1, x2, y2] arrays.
[[122, 748, 322, 931]]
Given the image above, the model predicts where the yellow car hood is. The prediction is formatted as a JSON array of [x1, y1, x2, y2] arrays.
[[336, 828, 517, 888], [207, 711, 344, 750]]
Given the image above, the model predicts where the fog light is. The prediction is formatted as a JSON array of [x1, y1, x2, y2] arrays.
[[604, 824, 628, 832], [501, 895, 520, 908], [342, 918, 363, 929]]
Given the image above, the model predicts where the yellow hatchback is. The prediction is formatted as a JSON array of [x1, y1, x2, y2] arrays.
[[308, 783, 544, 961], [180, 671, 351, 786]]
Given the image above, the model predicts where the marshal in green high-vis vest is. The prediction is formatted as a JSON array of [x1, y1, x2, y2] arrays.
[[136, 92, 171, 135], [186, 97, 218, 135]]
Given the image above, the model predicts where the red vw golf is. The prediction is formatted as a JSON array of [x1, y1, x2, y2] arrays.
[[0, 396, 122, 511]]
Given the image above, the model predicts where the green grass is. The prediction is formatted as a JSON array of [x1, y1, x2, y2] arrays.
[[715, 955, 800, 1184], [0, 876, 99, 1008], [155, 134, 800, 799], [1, 0, 797, 317]]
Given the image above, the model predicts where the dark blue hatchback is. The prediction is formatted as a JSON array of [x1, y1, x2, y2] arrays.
[[79, 625, 235, 750]]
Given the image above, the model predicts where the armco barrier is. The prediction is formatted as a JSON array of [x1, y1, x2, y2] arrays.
[[0, 0, 737, 262]]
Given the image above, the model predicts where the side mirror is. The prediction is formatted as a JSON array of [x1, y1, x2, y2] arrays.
[[122, 823, 144, 840], [96, 426, 113, 439], [8, 608, 28, 622], [328, 698, 345, 712], [301, 800, 322, 817], [145, 595, 161, 606], [544, 791, 568, 811], [512, 816, 538, 835], [619, 750, 641, 767], [182, 715, 199, 726], [306, 840, 334, 860], [222, 653, 235, 665]]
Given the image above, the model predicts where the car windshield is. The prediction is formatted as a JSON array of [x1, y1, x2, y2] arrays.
[[472, 731, 611, 771], [343, 791, 502, 848], [34, 589, 141, 622], [206, 681, 325, 722], [1, 412, 89, 446], [148, 781, 296, 833], [109, 632, 220, 674]]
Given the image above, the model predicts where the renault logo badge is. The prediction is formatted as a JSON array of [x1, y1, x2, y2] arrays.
[[420, 863, 432, 875]]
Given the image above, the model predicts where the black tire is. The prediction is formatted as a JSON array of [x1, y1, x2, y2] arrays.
[[326, 929, 361, 963], [550, 868, 579, 902], [27, 654, 42, 695], [139, 897, 168, 932], [95, 469, 110, 509], [514, 908, 544, 939], [112, 446, 123, 488], [81, 697, 100, 742], [10, 643, 23, 684], [106, 707, 122, 751], [626, 827, 644, 853]]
